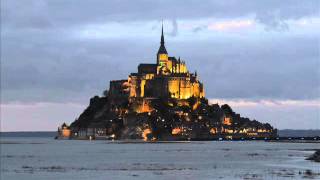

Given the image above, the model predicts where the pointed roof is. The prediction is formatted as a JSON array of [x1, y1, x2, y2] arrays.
[[157, 23, 168, 54], [161, 23, 165, 45]]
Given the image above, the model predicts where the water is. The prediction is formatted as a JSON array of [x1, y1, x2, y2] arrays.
[[1, 137, 319, 180]]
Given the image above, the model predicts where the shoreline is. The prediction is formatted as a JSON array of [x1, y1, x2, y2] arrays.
[[56, 136, 320, 143], [55, 138, 320, 144]]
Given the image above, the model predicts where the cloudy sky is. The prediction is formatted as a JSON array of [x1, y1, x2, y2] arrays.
[[1, 0, 319, 131]]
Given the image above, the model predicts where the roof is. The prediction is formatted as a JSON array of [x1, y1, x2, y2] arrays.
[[110, 79, 127, 83], [138, 63, 157, 74], [169, 56, 178, 63], [157, 24, 168, 54], [158, 44, 167, 54], [62, 123, 68, 128]]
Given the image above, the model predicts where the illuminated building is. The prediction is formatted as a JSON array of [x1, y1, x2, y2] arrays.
[[109, 24, 205, 113], [223, 117, 232, 125], [57, 123, 71, 139], [59, 24, 277, 141]]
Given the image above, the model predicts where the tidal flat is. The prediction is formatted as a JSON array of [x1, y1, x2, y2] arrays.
[[1, 137, 319, 180]]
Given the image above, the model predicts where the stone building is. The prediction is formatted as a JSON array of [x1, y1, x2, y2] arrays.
[[57, 123, 71, 139], [109, 25, 205, 113], [61, 25, 277, 141]]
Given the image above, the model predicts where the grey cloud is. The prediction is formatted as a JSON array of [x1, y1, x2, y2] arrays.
[[1, 0, 318, 29], [2, 27, 319, 103], [1, 0, 53, 29], [1, 27, 159, 102], [254, 1, 319, 31], [255, 11, 290, 31], [192, 25, 207, 33], [168, 19, 178, 37], [1, 0, 319, 103]]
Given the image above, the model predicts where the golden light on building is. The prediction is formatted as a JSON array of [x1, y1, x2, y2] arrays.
[[239, 128, 248, 133], [159, 54, 168, 61], [172, 127, 182, 135], [139, 101, 152, 113], [224, 129, 234, 134], [223, 117, 232, 125], [62, 128, 71, 137], [257, 129, 268, 133], [210, 128, 217, 134], [59, 123, 71, 138], [142, 128, 152, 141], [247, 132, 258, 136]]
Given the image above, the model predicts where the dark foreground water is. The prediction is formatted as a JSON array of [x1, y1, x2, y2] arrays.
[[1, 137, 319, 180]]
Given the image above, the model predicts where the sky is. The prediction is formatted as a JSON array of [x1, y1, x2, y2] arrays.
[[1, 0, 319, 131]]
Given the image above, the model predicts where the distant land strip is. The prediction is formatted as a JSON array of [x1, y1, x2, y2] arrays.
[[0, 130, 319, 138]]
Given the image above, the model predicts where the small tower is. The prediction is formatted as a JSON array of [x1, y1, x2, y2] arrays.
[[157, 23, 168, 64], [157, 23, 170, 75]]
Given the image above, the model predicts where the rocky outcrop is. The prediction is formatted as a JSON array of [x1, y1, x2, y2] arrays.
[[306, 150, 320, 162], [67, 94, 277, 140]]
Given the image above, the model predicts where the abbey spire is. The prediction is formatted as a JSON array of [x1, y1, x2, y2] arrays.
[[160, 24, 165, 46], [157, 23, 168, 57]]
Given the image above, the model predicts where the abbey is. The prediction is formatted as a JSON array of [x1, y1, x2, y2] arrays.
[[109, 25, 205, 113], [58, 25, 277, 141]]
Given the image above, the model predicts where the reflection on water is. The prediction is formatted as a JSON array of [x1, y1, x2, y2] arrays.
[[1, 137, 319, 180]]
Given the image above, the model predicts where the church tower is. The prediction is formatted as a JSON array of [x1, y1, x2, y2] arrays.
[[157, 24, 170, 75], [157, 24, 168, 64]]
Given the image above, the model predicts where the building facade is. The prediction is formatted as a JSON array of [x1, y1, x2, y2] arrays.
[[109, 25, 205, 113]]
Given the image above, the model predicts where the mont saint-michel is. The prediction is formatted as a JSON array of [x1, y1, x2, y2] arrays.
[[58, 26, 277, 141]]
